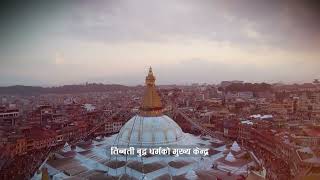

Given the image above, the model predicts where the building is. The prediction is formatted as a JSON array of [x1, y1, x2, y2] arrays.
[[104, 121, 123, 134], [0, 106, 19, 127], [33, 68, 257, 180]]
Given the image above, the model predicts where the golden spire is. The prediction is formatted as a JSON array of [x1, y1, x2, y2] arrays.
[[140, 67, 163, 116]]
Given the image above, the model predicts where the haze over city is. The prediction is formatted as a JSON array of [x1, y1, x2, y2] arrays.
[[2, 1, 320, 180], [1, 0, 320, 86]]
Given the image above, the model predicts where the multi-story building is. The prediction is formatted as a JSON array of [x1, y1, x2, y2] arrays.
[[0, 106, 19, 127], [104, 121, 123, 134]]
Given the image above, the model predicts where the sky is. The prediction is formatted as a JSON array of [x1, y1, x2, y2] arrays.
[[0, 0, 320, 86]]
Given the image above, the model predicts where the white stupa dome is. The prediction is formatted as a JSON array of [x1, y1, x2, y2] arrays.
[[117, 114, 185, 146], [225, 152, 236, 162], [231, 141, 241, 152]]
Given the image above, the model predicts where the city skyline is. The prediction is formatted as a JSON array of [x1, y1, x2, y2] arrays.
[[1, 0, 320, 86]]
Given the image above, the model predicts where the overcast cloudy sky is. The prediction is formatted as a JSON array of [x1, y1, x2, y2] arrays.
[[0, 0, 320, 86]]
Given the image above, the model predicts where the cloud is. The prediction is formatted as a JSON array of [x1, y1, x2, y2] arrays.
[[57, 0, 320, 50], [242, 22, 264, 41], [54, 52, 65, 65], [1, 0, 320, 86]]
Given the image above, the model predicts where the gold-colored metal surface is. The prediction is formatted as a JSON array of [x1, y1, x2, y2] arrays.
[[140, 67, 163, 116]]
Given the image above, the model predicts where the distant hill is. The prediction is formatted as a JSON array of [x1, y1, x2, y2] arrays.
[[223, 83, 273, 92], [0, 84, 131, 95]]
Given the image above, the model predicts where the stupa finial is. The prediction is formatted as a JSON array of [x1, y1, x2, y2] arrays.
[[140, 67, 163, 116], [145, 66, 156, 87]]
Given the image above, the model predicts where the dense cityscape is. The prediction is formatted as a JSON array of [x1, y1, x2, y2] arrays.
[[1, 0, 320, 179], [0, 74, 319, 179]]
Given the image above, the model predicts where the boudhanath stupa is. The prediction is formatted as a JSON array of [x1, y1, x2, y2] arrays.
[[231, 141, 241, 152], [32, 68, 256, 180]]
